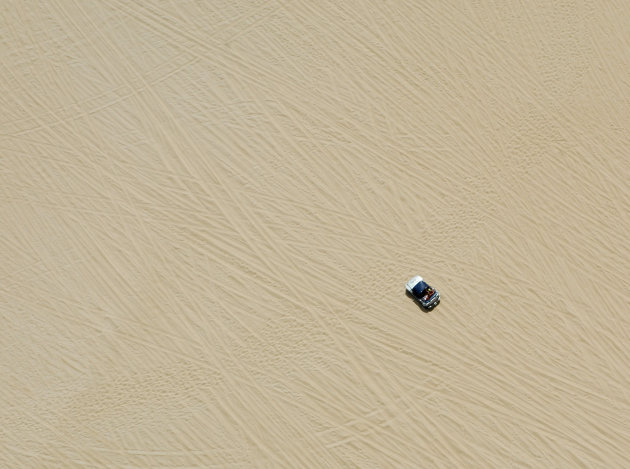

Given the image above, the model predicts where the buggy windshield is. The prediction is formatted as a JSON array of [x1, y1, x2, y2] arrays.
[[412, 281, 429, 298]]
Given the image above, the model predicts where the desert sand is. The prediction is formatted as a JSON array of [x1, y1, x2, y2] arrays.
[[2, 1, 630, 467]]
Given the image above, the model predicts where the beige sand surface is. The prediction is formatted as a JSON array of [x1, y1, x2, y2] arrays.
[[2, 1, 630, 467]]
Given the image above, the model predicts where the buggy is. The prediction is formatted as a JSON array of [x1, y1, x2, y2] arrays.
[[406, 275, 440, 310]]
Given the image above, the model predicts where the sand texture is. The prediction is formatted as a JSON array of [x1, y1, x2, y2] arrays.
[[2, 1, 630, 467]]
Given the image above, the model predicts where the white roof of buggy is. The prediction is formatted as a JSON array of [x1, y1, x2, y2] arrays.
[[406, 275, 423, 291]]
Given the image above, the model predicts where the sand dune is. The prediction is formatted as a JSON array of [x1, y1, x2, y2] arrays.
[[2, 1, 630, 467]]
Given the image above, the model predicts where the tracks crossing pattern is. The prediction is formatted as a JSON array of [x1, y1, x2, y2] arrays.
[[2, 1, 630, 467]]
